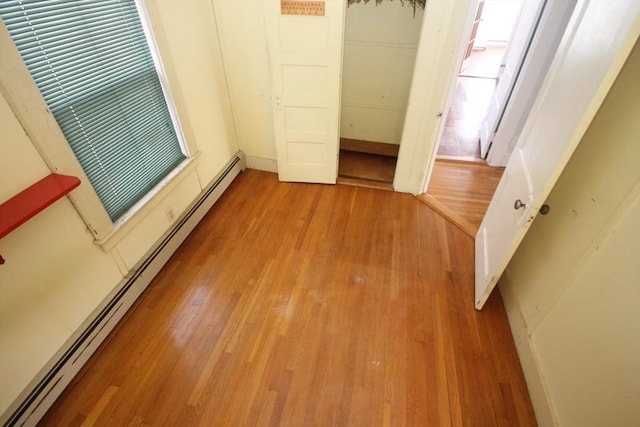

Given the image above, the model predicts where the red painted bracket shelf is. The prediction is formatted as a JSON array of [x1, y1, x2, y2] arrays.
[[0, 174, 81, 263]]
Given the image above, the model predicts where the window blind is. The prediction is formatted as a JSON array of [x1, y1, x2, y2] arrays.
[[1, 0, 186, 220]]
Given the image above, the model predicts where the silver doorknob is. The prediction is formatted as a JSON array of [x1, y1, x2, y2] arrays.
[[514, 199, 526, 210]]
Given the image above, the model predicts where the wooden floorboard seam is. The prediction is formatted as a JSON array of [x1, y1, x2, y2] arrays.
[[417, 193, 478, 238]]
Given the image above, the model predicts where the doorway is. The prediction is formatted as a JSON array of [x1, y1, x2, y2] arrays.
[[437, 0, 521, 161], [422, 0, 530, 233], [337, 1, 424, 189], [261, 0, 565, 195]]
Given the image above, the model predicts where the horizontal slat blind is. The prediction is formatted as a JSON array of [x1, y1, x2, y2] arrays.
[[1, 0, 186, 220]]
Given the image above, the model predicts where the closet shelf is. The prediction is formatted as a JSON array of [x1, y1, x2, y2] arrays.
[[0, 174, 81, 240]]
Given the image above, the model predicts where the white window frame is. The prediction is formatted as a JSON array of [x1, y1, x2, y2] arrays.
[[135, 0, 192, 161], [0, 1, 198, 247]]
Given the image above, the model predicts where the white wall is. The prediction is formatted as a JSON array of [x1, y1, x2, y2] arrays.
[[214, 0, 425, 159], [0, 0, 237, 416], [500, 40, 640, 426], [212, 0, 465, 194], [475, 0, 522, 47], [0, 90, 124, 417], [213, 0, 277, 171], [341, 1, 423, 145], [143, 1, 238, 187]]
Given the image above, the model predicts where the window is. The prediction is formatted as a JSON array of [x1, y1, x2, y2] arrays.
[[0, 0, 186, 221]]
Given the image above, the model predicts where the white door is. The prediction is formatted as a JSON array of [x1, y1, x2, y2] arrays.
[[263, 0, 345, 183], [485, 0, 577, 167], [479, 0, 543, 158], [475, 0, 640, 310]]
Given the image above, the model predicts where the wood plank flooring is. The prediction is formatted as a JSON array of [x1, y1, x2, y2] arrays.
[[41, 169, 535, 426], [337, 150, 396, 190], [438, 77, 497, 159], [337, 138, 398, 190], [340, 138, 400, 157], [420, 159, 504, 236]]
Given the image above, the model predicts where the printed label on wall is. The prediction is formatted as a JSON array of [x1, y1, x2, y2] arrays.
[[281, 1, 325, 16]]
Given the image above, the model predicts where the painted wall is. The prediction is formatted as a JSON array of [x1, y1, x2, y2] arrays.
[[0, 0, 237, 416], [212, 0, 468, 194], [341, 1, 423, 144], [214, 0, 425, 161], [474, 0, 522, 48], [500, 40, 640, 426], [213, 0, 277, 171]]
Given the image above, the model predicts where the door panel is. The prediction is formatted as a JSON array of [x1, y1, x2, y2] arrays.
[[486, 0, 577, 166], [475, 0, 639, 309], [479, 0, 543, 158], [476, 149, 533, 302], [264, 0, 345, 183], [461, 0, 485, 70]]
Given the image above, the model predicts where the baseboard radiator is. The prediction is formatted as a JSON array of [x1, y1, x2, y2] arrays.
[[2, 154, 245, 427]]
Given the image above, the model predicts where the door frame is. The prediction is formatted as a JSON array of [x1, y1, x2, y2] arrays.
[[393, 0, 476, 194], [393, 0, 561, 193], [396, 0, 638, 198]]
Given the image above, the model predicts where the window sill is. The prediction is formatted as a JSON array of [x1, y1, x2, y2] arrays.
[[95, 151, 201, 252]]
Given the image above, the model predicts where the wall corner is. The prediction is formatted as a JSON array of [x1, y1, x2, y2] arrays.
[[499, 270, 558, 427]]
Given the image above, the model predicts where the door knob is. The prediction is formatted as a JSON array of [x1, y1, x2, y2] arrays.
[[514, 199, 526, 210], [539, 204, 550, 215]]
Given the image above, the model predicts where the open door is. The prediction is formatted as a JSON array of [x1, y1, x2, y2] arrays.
[[485, 0, 577, 167], [460, 0, 484, 72], [478, 0, 543, 158], [263, 0, 345, 183], [475, 0, 639, 309]]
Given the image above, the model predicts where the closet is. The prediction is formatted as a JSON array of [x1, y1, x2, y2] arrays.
[[338, 1, 425, 188]]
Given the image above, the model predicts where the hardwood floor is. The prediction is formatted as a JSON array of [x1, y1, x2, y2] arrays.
[[438, 77, 496, 159], [41, 170, 535, 426], [338, 150, 396, 190], [340, 138, 400, 158], [420, 159, 504, 236], [337, 139, 398, 191], [459, 45, 507, 79], [439, 43, 506, 160]]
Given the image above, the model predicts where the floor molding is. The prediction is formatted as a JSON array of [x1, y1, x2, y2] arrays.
[[245, 155, 277, 173]]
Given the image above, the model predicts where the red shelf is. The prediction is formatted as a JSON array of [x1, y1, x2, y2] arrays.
[[0, 174, 81, 240]]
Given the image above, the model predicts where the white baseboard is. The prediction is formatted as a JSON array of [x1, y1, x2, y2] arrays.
[[245, 155, 277, 173], [499, 271, 557, 427], [1, 154, 244, 427]]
